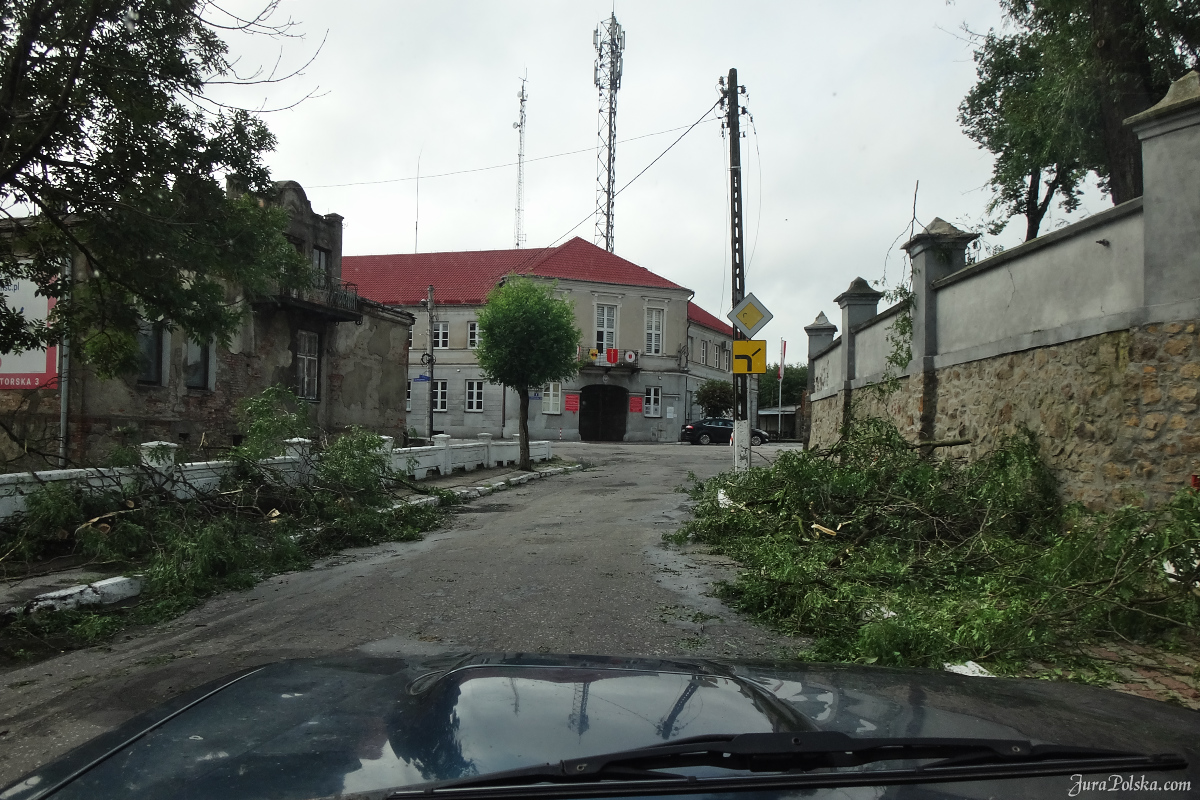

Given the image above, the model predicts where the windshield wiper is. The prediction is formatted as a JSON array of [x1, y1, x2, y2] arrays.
[[384, 731, 1187, 800]]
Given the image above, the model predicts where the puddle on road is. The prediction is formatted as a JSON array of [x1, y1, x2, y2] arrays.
[[454, 504, 513, 514]]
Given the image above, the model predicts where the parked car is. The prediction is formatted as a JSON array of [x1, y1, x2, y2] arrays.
[[681, 418, 770, 446], [3, 651, 1194, 800]]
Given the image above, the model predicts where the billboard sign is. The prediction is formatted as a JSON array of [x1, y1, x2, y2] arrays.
[[0, 280, 57, 389]]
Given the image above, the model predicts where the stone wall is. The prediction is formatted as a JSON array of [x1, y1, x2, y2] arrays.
[[809, 321, 1200, 508], [805, 73, 1200, 509]]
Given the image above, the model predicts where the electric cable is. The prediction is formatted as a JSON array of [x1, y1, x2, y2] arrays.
[[531, 98, 724, 253], [309, 119, 720, 189]]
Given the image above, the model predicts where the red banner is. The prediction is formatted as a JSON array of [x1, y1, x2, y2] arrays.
[[605, 348, 619, 364], [564, 393, 580, 413], [629, 396, 643, 413]]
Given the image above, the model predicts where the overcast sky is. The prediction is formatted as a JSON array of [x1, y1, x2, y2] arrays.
[[222, 0, 1111, 364]]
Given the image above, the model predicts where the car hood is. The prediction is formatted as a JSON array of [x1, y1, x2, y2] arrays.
[[5, 652, 1197, 800]]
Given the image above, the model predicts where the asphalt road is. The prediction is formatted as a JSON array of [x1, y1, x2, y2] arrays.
[[0, 441, 806, 787]]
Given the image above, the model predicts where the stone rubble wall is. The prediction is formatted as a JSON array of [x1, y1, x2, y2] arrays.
[[809, 320, 1200, 508]]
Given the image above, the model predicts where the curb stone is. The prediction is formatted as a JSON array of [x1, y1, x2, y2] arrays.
[[3, 575, 144, 618], [417, 462, 582, 504]]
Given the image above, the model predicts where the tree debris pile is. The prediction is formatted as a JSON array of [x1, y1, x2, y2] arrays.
[[0, 390, 448, 663], [669, 418, 1200, 671]]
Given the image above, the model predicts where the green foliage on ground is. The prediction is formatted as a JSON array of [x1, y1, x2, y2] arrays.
[[667, 417, 1200, 672], [0, 388, 446, 663], [695, 379, 734, 418]]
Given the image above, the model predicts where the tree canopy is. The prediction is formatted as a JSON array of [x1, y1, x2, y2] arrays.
[[763, 363, 808, 407], [695, 379, 733, 418], [960, 0, 1199, 237], [475, 276, 581, 469], [0, 0, 312, 375]]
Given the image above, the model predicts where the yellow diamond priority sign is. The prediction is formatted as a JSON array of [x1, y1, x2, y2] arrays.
[[727, 293, 774, 339], [732, 340, 767, 374]]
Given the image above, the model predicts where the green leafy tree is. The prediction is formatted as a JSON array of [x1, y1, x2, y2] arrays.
[[959, 29, 1097, 240], [695, 379, 733, 418], [0, 0, 313, 375], [962, 0, 1200, 227], [475, 276, 581, 471], [763, 363, 808, 407]]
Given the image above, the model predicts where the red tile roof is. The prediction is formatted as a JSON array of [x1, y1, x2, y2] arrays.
[[342, 236, 686, 306], [687, 301, 733, 336]]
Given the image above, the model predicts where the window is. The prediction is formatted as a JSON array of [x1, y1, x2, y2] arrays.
[[700, 339, 708, 367], [466, 380, 484, 412], [406, 380, 412, 411], [311, 247, 331, 284], [297, 330, 319, 400], [688, 336, 695, 364], [723, 345, 731, 371], [184, 339, 210, 389], [467, 321, 479, 349], [407, 327, 413, 349], [595, 304, 616, 351], [136, 321, 164, 385], [644, 307, 663, 355], [644, 386, 662, 417], [432, 380, 448, 411], [543, 382, 562, 415], [432, 321, 449, 349]]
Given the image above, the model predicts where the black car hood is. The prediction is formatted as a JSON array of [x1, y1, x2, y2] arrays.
[[4, 652, 1197, 800]]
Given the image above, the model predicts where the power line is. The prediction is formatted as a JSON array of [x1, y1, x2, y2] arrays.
[[538, 99, 723, 252], [307, 120, 718, 190]]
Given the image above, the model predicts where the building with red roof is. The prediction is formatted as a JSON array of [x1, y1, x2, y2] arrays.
[[345, 237, 755, 442]]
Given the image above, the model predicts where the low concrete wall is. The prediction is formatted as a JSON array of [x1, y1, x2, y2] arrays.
[[0, 434, 554, 522]]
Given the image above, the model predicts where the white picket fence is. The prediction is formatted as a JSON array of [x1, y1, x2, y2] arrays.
[[0, 433, 552, 523]]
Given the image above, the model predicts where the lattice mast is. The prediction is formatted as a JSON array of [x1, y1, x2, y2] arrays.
[[593, 14, 625, 253], [513, 73, 528, 248]]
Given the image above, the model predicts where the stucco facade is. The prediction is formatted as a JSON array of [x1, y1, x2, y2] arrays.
[[0, 182, 413, 468], [346, 238, 756, 443]]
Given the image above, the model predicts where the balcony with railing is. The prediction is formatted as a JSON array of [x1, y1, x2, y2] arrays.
[[253, 270, 362, 322]]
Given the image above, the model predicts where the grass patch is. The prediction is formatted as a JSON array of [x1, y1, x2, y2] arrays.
[[666, 417, 1200, 675]]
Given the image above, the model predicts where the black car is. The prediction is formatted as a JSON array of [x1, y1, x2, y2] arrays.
[[3, 651, 1194, 800], [681, 418, 770, 446]]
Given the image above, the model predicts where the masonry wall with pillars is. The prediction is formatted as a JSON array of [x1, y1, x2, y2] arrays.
[[806, 72, 1200, 509]]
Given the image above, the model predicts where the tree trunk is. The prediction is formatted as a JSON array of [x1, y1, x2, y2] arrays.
[[1024, 168, 1045, 241], [518, 387, 531, 471], [1090, 0, 1156, 203]]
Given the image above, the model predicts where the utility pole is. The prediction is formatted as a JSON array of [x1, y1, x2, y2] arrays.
[[720, 68, 750, 471], [593, 13, 625, 253], [420, 286, 436, 440], [513, 73, 528, 248]]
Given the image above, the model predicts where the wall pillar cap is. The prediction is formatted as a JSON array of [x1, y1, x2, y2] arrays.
[[901, 218, 979, 254], [804, 311, 838, 335], [1126, 70, 1200, 129], [834, 278, 883, 307]]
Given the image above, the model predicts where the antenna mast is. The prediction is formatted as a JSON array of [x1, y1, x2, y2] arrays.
[[593, 14, 625, 253], [513, 73, 528, 248]]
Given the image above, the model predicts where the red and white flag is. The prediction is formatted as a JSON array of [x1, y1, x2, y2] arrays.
[[779, 340, 786, 380]]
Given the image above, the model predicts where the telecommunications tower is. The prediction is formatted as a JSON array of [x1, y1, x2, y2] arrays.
[[513, 74, 528, 248], [593, 13, 625, 252]]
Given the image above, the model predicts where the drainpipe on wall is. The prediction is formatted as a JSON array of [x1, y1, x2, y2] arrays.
[[58, 336, 69, 467], [57, 257, 71, 467]]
